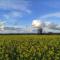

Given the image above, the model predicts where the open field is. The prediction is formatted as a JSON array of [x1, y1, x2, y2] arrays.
[[0, 35, 60, 60]]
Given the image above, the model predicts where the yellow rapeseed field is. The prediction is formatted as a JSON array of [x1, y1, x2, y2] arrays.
[[0, 35, 60, 60]]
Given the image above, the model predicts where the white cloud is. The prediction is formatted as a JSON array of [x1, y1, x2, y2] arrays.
[[4, 11, 22, 19], [32, 12, 60, 33], [40, 12, 60, 19], [0, 0, 32, 27], [0, 0, 31, 14], [32, 19, 45, 28], [32, 19, 60, 33], [10, 12, 22, 17], [0, 0, 32, 29], [45, 21, 58, 29]]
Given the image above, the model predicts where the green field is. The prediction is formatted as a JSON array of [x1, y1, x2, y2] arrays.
[[0, 35, 60, 60]]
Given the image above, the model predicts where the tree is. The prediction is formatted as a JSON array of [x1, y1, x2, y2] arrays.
[[37, 28, 42, 34]]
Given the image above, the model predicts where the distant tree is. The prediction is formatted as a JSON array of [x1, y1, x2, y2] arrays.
[[37, 28, 42, 34]]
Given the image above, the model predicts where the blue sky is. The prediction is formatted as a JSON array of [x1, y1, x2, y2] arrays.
[[0, 0, 60, 27]]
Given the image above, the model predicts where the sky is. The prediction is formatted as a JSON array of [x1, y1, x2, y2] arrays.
[[0, 0, 60, 28]]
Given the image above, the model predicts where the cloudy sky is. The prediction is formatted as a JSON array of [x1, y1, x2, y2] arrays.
[[0, 0, 60, 28]]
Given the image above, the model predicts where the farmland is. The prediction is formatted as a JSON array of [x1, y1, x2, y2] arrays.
[[0, 35, 60, 60]]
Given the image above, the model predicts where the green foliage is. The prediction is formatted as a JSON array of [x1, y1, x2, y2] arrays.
[[0, 35, 60, 60]]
